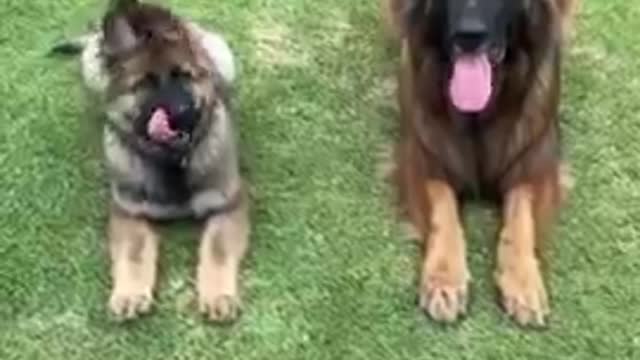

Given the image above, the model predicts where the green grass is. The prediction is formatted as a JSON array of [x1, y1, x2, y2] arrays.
[[1, 0, 639, 359]]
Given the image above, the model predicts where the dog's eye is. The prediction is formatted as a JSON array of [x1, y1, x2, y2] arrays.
[[170, 66, 191, 80], [135, 73, 159, 89]]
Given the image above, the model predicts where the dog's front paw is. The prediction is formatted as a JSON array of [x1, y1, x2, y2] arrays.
[[419, 258, 469, 323], [109, 286, 153, 320], [198, 293, 241, 323], [496, 257, 549, 327]]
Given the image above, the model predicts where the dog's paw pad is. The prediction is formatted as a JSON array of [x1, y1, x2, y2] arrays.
[[198, 294, 241, 323], [419, 275, 468, 323], [502, 293, 549, 327], [496, 261, 549, 327], [109, 289, 153, 320]]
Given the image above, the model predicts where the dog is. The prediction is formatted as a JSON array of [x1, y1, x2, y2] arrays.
[[383, 0, 579, 326], [51, 0, 248, 322]]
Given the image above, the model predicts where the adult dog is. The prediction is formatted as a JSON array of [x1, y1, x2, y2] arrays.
[[383, 0, 578, 326], [52, 0, 248, 322]]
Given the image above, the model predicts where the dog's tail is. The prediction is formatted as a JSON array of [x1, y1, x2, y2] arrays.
[[48, 34, 94, 57]]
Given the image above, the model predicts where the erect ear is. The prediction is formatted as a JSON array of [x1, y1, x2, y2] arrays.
[[102, 1, 139, 56], [407, 0, 428, 27], [517, 0, 561, 63]]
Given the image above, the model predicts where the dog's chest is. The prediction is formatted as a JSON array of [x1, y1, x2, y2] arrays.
[[111, 156, 198, 219], [120, 162, 192, 205], [104, 129, 235, 220], [443, 124, 510, 195]]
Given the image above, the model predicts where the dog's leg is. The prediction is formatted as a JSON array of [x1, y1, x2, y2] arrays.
[[496, 179, 558, 327], [419, 180, 469, 323], [108, 208, 159, 319], [197, 196, 249, 322]]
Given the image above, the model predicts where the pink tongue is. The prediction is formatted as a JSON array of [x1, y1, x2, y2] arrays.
[[147, 108, 178, 143], [449, 53, 492, 113]]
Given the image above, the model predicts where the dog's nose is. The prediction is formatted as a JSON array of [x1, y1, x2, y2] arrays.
[[454, 17, 489, 52]]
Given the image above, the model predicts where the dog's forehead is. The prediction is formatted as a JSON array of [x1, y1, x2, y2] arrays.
[[126, 41, 199, 73], [441, 0, 525, 28], [151, 42, 195, 67]]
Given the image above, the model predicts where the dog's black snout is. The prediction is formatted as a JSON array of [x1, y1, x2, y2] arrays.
[[155, 82, 200, 133], [454, 17, 489, 52]]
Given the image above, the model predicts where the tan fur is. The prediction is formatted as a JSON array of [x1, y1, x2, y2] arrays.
[[418, 181, 469, 322], [108, 207, 158, 319], [380, 0, 405, 41], [495, 185, 550, 326], [557, 0, 581, 40], [197, 190, 249, 322]]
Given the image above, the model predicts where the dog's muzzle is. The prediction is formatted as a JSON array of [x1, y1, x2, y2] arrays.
[[138, 80, 202, 146]]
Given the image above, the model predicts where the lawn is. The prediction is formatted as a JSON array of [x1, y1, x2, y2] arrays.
[[1, 0, 639, 359]]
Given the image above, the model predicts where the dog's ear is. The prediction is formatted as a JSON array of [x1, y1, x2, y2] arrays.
[[103, 12, 138, 56], [102, 0, 140, 56], [108, 0, 139, 12], [407, 0, 427, 27], [517, 0, 561, 68]]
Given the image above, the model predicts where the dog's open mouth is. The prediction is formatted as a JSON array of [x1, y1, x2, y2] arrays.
[[449, 52, 492, 113], [448, 47, 505, 114], [146, 108, 191, 146]]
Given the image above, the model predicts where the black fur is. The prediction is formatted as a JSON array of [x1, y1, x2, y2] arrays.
[[48, 40, 85, 56]]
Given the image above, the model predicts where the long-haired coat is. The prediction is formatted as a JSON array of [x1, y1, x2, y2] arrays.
[[384, 0, 579, 326]]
